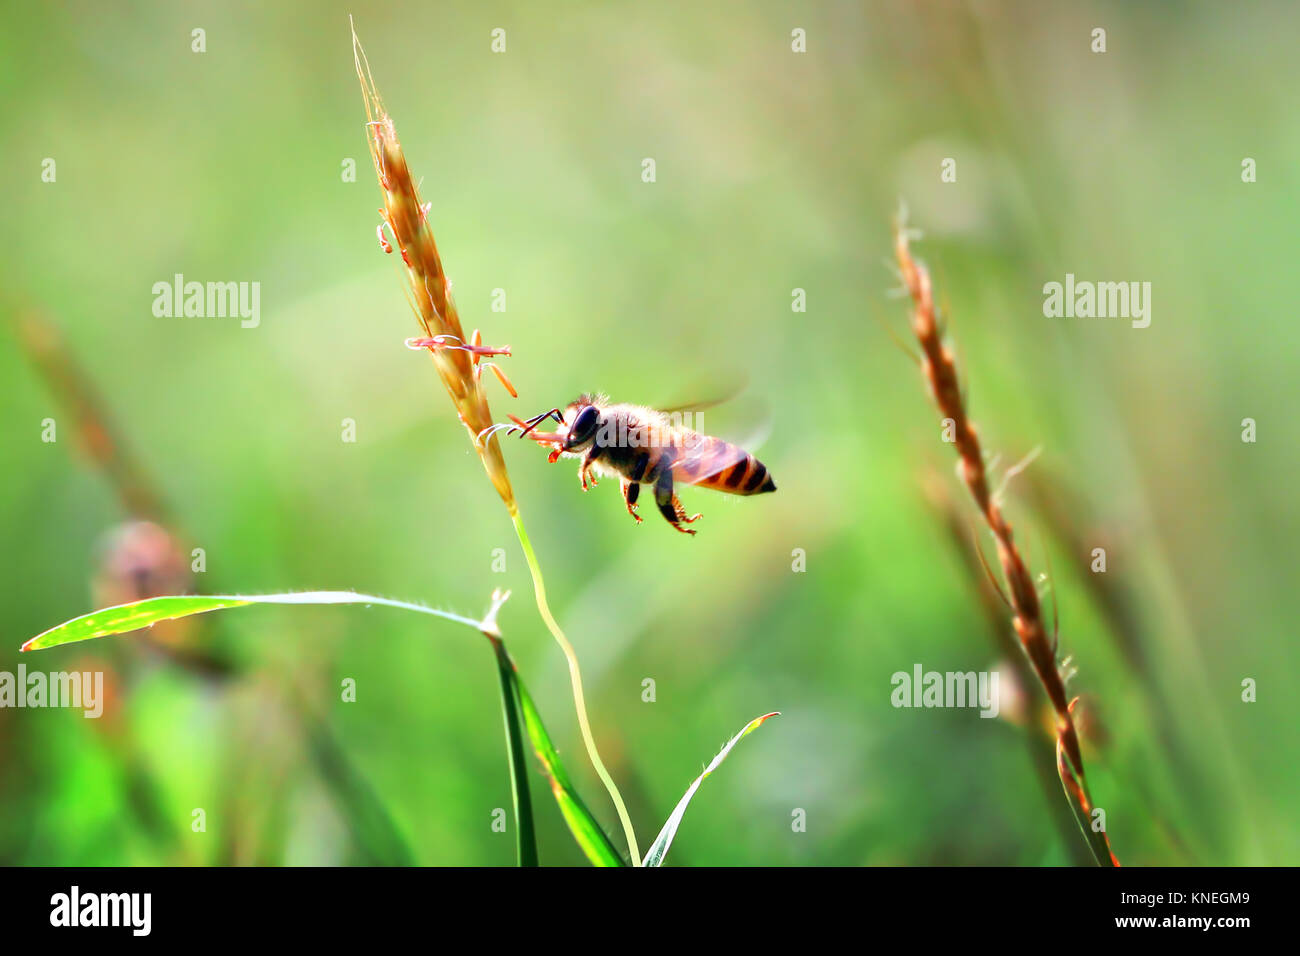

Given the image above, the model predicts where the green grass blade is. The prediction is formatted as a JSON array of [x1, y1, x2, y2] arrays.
[[21, 592, 484, 652], [512, 669, 626, 867], [488, 637, 539, 867], [642, 711, 780, 867], [303, 718, 417, 866]]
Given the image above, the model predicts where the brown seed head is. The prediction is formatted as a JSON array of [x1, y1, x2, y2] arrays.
[[353, 29, 514, 507], [895, 214, 1118, 866]]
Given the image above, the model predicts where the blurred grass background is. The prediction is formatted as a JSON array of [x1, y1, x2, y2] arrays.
[[1, 0, 1296, 865]]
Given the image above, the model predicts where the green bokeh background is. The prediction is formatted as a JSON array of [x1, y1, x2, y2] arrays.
[[1, 1, 1295, 865]]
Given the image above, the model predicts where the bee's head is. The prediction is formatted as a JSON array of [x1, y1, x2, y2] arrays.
[[562, 396, 603, 451]]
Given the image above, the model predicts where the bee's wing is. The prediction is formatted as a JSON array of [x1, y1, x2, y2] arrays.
[[656, 382, 769, 450], [677, 395, 771, 459], [656, 369, 750, 415]]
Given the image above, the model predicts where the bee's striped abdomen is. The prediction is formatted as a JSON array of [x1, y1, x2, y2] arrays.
[[675, 436, 777, 496]]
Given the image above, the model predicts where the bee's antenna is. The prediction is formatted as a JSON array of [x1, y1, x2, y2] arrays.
[[507, 408, 563, 439]]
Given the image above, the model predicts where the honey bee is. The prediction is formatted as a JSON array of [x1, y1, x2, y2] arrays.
[[507, 394, 776, 535]]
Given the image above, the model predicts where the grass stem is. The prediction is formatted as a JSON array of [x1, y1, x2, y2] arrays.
[[509, 506, 641, 866]]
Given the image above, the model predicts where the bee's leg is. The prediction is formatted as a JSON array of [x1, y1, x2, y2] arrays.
[[654, 471, 701, 535], [579, 446, 603, 491], [673, 494, 702, 526], [630, 452, 650, 483], [621, 479, 643, 523]]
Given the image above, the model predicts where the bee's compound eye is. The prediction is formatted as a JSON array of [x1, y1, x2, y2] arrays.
[[572, 405, 599, 441]]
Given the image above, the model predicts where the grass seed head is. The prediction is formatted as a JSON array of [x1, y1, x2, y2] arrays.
[[353, 28, 515, 507], [894, 213, 1119, 867]]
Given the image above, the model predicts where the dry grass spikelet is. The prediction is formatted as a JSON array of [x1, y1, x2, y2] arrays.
[[352, 33, 515, 507], [894, 214, 1119, 867]]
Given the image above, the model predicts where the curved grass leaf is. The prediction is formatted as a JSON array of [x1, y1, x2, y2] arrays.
[[642, 711, 780, 867], [21, 592, 484, 652], [514, 673, 626, 867], [488, 637, 538, 866], [20, 591, 538, 866], [22, 591, 621, 867]]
